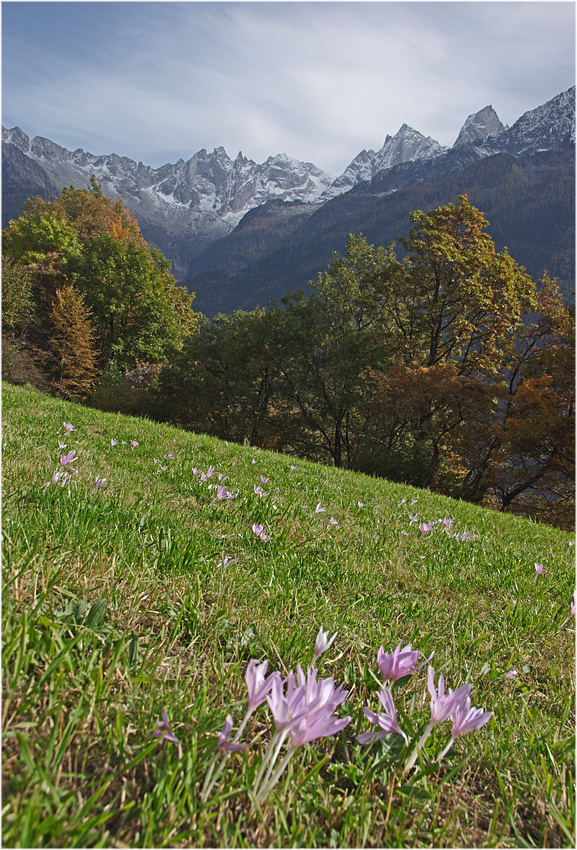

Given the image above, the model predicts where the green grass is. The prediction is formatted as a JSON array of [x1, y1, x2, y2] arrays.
[[2, 381, 575, 848]]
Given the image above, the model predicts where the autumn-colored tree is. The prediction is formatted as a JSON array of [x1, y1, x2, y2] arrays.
[[47, 285, 99, 400], [2, 178, 199, 372]]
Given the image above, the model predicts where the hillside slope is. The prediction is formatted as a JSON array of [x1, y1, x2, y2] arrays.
[[2, 382, 575, 847]]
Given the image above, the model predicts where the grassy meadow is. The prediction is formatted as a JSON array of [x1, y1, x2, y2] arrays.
[[2, 381, 575, 848]]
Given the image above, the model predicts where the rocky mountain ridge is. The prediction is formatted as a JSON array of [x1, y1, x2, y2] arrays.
[[2, 87, 574, 288]]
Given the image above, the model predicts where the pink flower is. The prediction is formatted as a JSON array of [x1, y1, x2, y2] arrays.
[[93, 478, 106, 489], [216, 716, 247, 753], [419, 522, 434, 535], [315, 502, 326, 513], [110, 438, 117, 446], [60, 450, 76, 466], [328, 517, 338, 527], [260, 475, 269, 485], [212, 485, 237, 503], [245, 659, 281, 715], [217, 556, 239, 568], [130, 440, 139, 448], [163, 453, 174, 459], [358, 501, 365, 509], [290, 465, 297, 471], [63, 422, 74, 432], [58, 441, 67, 450], [378, 642, 433, 683], [357, 687, 408, 745], [427, 667, 472, 725], [152, 709, 182, 759], [437, 696, 493, 762], [534, 563, 544, 578], [252, 523, 269, 542], [313, 626, 337, 661]]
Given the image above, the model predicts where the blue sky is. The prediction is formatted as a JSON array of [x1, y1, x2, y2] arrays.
[[2, 1, 575, 175]]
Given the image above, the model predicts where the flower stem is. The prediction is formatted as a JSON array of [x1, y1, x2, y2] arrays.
[[404, 721, 434, 774], [437, 735, 455, 763], [255, 748, 295, 805], [252, 730, 286, 799]]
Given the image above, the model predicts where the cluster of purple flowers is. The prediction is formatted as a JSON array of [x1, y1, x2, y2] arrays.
[[357, 642, 492, 772], [153, 630, 500, 806]]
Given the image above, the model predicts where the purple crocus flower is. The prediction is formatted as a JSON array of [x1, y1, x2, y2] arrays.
[[502, 669, 518, 680], [60, 449, 76, 466], [63, 422, 74, 432], [420, 522, 434, 535], [252, 523, 269, 542], [260, 475, 269, 485], [442, 518, 453, 531], [328, 517, 338, 527], [213, 485, 237, 501], [377, 642, 433, 683], [217, 556, 239, 568], [315, 502, 326, 513], [216, 716, 247, 753], [245, 659, 281, 715], [437, 696, 493, 761], [152, 709, 182, 759], [358, 501, 365, 509], [313, 626, 337, 661], [254, 485, 268, 497], [164, 453, 174, 459], [130, 440, 139, 449], [427, 667, 472, 726], [409, 514, 418, 523], [218, 472, 228, 483], [200, 466, 216, 482], [110, 438, 118, 446], [93, 478, 106, 489], [400, 498, 407, 505], [534, 563, 544, 577], [290, 465, 297, 471], [58, 441, 67, 450], [357, 686, 408, 745]]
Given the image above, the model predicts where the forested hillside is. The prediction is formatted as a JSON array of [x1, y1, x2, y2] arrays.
[[186, 149, 575, 315], [3, 187, 574, 530]]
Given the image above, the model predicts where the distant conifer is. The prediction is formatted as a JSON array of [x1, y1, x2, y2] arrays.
[[48, 285, 98, 400]]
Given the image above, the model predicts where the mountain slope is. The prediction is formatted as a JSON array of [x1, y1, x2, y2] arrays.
[[2, 87, 574, 311], [186, 147, 574, 314]]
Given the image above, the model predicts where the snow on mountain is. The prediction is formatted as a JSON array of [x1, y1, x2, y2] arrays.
[[322, 124, 447, 200], [488, 86, 575, 155], [2, 86, 574, 278], [453, 105, 507, 147], [2, 126, 332, 224]]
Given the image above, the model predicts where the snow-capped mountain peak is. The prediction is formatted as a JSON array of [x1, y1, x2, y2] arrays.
[[453, 105, 507, 147]]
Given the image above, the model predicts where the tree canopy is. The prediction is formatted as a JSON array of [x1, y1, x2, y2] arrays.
[[2, 178, 199, 373]]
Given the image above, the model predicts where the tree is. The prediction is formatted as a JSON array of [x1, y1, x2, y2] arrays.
[[1, 256, 35, 334], [391, 195, 537, 376], [2, 179, 199, 372], [47, 285, 98, 400]]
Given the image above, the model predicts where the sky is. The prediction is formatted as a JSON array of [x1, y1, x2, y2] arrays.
[[2, 1, 575, 177]]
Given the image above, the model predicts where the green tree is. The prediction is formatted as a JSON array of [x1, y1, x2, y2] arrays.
[[1, 256, 35, 333], [2, 179, 199, 372]]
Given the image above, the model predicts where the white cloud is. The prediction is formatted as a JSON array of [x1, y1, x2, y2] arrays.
[[2, 2, 574, 174]]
